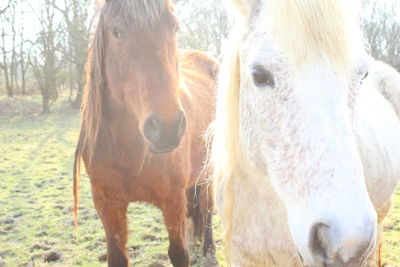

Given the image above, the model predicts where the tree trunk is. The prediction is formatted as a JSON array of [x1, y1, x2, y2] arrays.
[[1, 31, 13, 97], [73, 85, 83, 108], [41, 88, 50, 113], [20, 32, 26, 95], [21, 61, 26, 95]]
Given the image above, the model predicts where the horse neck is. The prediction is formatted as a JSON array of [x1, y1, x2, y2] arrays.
[[96, 101, 146, 166]]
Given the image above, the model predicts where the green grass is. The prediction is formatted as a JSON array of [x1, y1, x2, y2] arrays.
[[0, 111, 398, 266]]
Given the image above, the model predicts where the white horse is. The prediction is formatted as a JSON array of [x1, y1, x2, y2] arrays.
[[208, 0, 400, 266]]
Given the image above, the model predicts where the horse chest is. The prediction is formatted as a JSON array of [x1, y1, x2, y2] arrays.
[[87, 151, 189, 202]]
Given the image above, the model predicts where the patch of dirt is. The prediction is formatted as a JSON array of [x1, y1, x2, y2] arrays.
[[30, 253, 42, 262], [0, 217, 15, 224], [98, 253, 107, 262], [0, 230, 8, 235], [0, 96, 74, 116], [3, 225, 14, 231], [155, 254, 169, 261], [148, 262, 167, 267], [53, 205, 64, 210], [0, 97, 41, 116], [152, 226, 162, 232], [204, 249, 219, 267], [83, 236, 92, 242], [43, 250, 62, 262], [142, 234, 158, 241], [128, 245, 143, 258], [130, 245, 141, 250], [12, 212, 23, 218], [36, 231, 48, 237], [30, 242, 51, 252], [0, 250, 15, 258]]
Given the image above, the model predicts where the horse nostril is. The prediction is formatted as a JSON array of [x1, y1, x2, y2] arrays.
[[309, 222, 331, 264], [176, 112, 186, 138], [143, 115, 162, 144]]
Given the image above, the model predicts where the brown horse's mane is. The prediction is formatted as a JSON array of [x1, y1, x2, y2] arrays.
[[73, 0, 170, 226]]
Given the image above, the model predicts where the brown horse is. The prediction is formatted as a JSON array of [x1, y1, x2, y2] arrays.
[[73, 0, 218, 266]]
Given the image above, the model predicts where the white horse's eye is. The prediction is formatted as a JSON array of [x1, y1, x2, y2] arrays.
[[252, 65, 275, 88], [362, 71, 369, 81], [359, 71, 369, 86]]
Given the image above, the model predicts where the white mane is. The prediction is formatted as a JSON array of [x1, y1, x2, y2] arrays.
[[227, 0, 365, 69]]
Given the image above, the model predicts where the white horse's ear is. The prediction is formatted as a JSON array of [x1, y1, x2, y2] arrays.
[[225, 0, 258, 17]]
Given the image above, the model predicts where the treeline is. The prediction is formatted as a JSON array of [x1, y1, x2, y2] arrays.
[[0, 0, 399, 113], [0, 0, 90, 112], [363, 0, 400, 70]]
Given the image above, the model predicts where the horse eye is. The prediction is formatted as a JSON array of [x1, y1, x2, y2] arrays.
[[362, 71, 369, 81], [359, 71, 369, 86], [110, 27, 122, 39], [174, 24, 180, 33], [252, 65, 275, 88]]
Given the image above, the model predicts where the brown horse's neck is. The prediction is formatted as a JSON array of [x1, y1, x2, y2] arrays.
[[93, 97, 146, 169]]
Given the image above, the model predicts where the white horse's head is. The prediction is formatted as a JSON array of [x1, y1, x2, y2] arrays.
[[213, 0, 377, 265]]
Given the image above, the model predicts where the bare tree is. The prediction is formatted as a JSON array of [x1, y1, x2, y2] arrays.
[[1, 30, 12, 97], [29, 0, 62, 113], [9, 5, 18, 94], [53, 0, 90, 108], [363, 0, 400, 70], [174, 0, 229, 57], [0, 3, 18, 97], [0, 0, 13, 16], [19, 27, 28, 95]]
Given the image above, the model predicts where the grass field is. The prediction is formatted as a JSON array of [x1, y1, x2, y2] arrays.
[[0, 111, 399, 266]]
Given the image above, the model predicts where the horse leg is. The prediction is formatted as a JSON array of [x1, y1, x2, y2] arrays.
[[186, 186, 201, 251], [162, 190, 190, 267], [377, 224, 383, 267], [365, 224, 383, 267], [201, 185, 219, 266], [378, 240, 382, 267], [201, 184, 216, 256], [93, 192, 129, 267]]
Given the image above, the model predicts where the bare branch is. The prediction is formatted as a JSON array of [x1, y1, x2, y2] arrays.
[[0, 0, 13, 15]]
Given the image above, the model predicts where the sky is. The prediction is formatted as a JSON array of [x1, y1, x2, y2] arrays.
[[1, 0, 399, 51]]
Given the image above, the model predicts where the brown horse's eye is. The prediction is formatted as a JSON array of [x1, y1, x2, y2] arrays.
[[110, 27, 122, 39], [252, 65, 275, 88], [174, 24, 180, 33]]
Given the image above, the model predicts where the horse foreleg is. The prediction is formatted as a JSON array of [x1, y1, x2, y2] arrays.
[[162, 190, 190, 267], [377, 224, 383, 267], [378, 241, 382, 267], [202, 184, 216, 256], [93, 192, 129, 267], [365, 224, 383, 267], [201, 185, 219, 267]]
